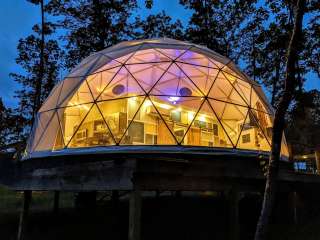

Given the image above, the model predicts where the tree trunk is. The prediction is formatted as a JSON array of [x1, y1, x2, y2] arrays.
[[32, 0, 45, 125], [254, 0, 306, 239]]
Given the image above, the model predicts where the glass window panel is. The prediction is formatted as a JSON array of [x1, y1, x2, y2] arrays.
[[208, 99, 248, 146], [177, 63, 219, 95], [126, 48, 171, 64], [251, 109, 273, 145], [149, 96, 203, 144], [60, 80, 93, 107], [34, 112, 64, 152], [58, 103, 93, 146], [150, 63, 203, 96], [251, 87, 273, 114], [177, 49, 218, 68], [182, 100, 233, 148], [157, 48, 187, 60], [208, 72, 247, 106], [31, 110, 56, 151], [237, 111, 271, 152], [67, 104, 115, 148], [87, 67, 121, 100], [281, 134, 290, 158], [127, 63, 171, 93], [57, 77, 84, 107], [39, 81, 63, 112], [97, 67, 146, 101]]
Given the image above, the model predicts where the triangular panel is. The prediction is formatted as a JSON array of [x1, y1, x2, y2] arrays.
[[97, 67, 146, 101], [250, 109, 273, 145], [251, 87, 273, 114], [182, 100, 233, 148], [33, 112, 64, 152], [208, 72, 247, 106], [60, 80, 93, 107], [208, 99, 248, 146], [60, 103, 93, 147], [176, 49, 219, 69], [237, 110, 271, 152], [125, 48, 172, 64], [31, 110, 56, 151], [149, 63, 203, 97], [67, 104, 115, 148], [127, 62, 171, 93], [149, 96, 203, 144], [87, 67, 121, 100], [177, 62, 219, 96], [39, 81, 63, 112], [157, 48, 187, 60]]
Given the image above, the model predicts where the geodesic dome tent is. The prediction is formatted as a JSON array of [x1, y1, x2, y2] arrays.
[[24, 38, 289, 159]]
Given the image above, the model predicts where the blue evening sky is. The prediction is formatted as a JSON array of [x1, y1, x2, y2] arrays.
[[0, 0, 318, 107]]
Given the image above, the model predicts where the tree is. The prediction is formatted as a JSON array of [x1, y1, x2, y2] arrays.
[[46, 0, 138, 70], [180, 0, 256, 62], [287, 90, 320, 155], [0, 98, 25, 148], [254, 0, 306, 239], [11, 0, 63, 132], [134, 11, 184, 40]]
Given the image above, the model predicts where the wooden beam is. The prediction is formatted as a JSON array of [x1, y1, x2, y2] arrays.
[[228, 187, 239, 240], [53, 191, 60, 214], [17, 190, 32, 240], [128, 189, 142, 240]]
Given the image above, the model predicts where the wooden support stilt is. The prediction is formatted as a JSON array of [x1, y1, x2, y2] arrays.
[[128, 190, 142, 240], [111, 190, 119, 206], [228, 188, 239, 240], [17, 190, 32, 240], [53, 191, 60, 214]]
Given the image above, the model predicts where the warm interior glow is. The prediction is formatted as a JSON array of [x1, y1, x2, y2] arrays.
[[29, 45, 289, 158]]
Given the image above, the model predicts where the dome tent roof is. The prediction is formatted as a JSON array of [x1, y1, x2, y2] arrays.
[[24, 38, 288, 160]]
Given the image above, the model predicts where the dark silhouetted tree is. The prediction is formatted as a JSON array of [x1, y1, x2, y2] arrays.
[[255, 0, 306, 239]]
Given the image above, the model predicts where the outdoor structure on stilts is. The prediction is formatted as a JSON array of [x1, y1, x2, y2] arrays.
[[1, 38, 319, 240]]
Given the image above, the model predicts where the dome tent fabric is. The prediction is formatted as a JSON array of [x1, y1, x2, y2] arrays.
[[24, 38, 289, 159]]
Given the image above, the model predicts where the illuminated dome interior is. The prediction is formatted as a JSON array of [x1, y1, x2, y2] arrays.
[[25, 38, 289, 159]]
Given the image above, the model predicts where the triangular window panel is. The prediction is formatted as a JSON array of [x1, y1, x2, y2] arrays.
[[251, 87, 273, 114], [39, 81, 63, 112], [176, 49, 218, 69], [208, 99, 248, 146], [118, 96, 177, 145], [87, 67, 121, 100], [59, 79, 93, 107], [250, 109, 273, 145], [67, 104, 115, 148], [149, 96, 203, 144], [157, 48, 187, 60], [208, 72, 247, 106], [177, 62, 219, 96], [59, 103, 93, 147], [97, 67, 146, 101], [127, 62, 171, 94], [97, 97, 143, 144], [33, 112, 64, 152], [229, 78, 251, 106], [92, 54, 121, 74], [281, 134, 290, 158], [57, 77, 84, 107], [125, 48, 172, 64], [31, 110, 56, 151], [149, 63, 204, 97], [237, 110, 271, 152], [182, 100, 233, 148]]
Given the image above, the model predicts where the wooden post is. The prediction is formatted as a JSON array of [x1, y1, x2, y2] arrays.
[[128, 190, 142, 240], [53, 191, 60, 214], [228, 188, 239, 240], [315, 148, 320, 174], [111, 190, 119, 206], [17, 190, 32, 240]]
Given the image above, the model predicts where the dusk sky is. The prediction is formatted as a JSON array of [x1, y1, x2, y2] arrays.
[[0, 0, 318, 107]]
